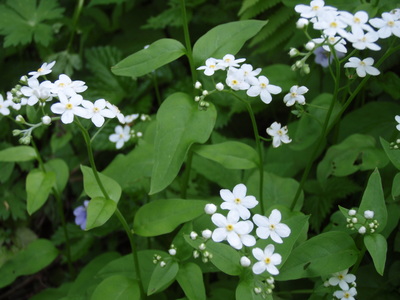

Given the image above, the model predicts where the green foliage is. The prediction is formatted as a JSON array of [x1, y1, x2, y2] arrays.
[[176, 262, 206, 300], [148, 260, 179, 295], [91, 275, 141, 300], [26, 169, 56, 215], [364, 234, 387, 276], [0, 0, 64, 47], [0, 146, 37, 162]]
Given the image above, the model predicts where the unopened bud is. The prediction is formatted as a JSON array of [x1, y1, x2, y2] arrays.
[[289, 48, 299, 57], [296, 18, 309, 29], [194, 81, 202, 89], [216, 82, 224, 91], [193, 250, 200, 259], [12, 129, 22, 136], [240, 256, 251, 267], [41, 115, 51, 125], [302, 64, 310, 74], [305, 41, 315, 51], [160, 261, 166, 267], [202, 90, 209, 96], [202, 229, 212, 239], [199, 243, 206, 251], [364, 210, 374, 219], [15, 115, 25, 123], [348, 209, 357, 216], [254, 287, 262, 294], [358, 226, 366, 234], [168, 248, 177, 256], [204, 203, 217, 215], [190, 231, 198, 240], [351, 217, 358, 224]]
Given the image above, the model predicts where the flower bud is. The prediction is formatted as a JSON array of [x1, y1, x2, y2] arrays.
[[168, 248, 177, 256], [136, 132, 143, 137], [204, 203, 217, 215], [202, 229, 212, 239], [41, 115, 51, 125], [202, 257, 208, 263], [194, 81, 202, 89], [160, 261, 166, 267], [12, 129, 22, 136], [193, 250, 199, 259], [254, 287, 262, 294], [348, 209, 357, 216], [358, 226, 366, 234], [194, 96, 200, 102], [15, 115, 25, 123], [203, 251, 210, 257], [305, 41, 315, 51], [351, 217, 358, 224], [202, 90, 209, 96], [190, 231, 198, 240], [199, 243, 206, 251], [302, 64, 310, 74], [216, 82, 224, 91], [240, 256, 251, 267], [266, 277, 274, 285], [364, 210, 374, 219], [296, 18, 309, 29], [289, 48, 299, 57]]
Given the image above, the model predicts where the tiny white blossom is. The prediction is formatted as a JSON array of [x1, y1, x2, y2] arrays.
[[21, 78, 52, 106], [50, 93, 87, 124], [109, 125, 131, 149], [370, 12, 400, 39], [339, 11, 373, 33], [0, 94, 11, 116], [294, 0, 337, 21], [106, 102, 125, 124], [283, 85, 308, 106], [81, 99, 115, 127], [364, 210, 374, 219], [226, 68, 250, 91], [218, 54, 246, 70], [124, 114, 139, 124], [395, 115, 400, 131], [252, 244, 282, 275], [344, 57, 380, 77], [253, 209, 291, 243], [313, 35, 347, 53], [240, 256, 251, 267], [28, 61, 56, 78], [313, 11, 347, 37], [246, 76, 282, 104], [44, 74, 87, 97], [220, 183, 258, 220], [266, 122, 292, 148], [329, 269, 356, 290], [333, 287, 357, 300], [205, 203, 217, 215], [240, 63, 262, 84], [197, 58, 222, 76], [346, 28, 381, 51]]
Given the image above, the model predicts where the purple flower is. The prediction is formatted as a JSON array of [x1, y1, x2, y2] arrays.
[[73, 200, 89, 230], [313, 47, 345, 68]]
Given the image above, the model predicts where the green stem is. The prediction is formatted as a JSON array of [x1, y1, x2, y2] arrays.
[[31, 139, 74, 275], [181, 147, 194, 199], [75, 120, 145, 297], [66, 0, 85, 52], [351, 245, 366, 274], [180, 0, 197, 85]]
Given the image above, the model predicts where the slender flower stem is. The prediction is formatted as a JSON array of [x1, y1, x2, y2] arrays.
[[181, 147, 194, 199], [180, 0, 197, 85], [74, 120, 145, 297], [66, 0, 85, 52]]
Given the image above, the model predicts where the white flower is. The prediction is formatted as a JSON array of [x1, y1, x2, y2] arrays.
[[28, 61, 56, 78], [364, 210, 374, 219], [339, 11, 373, 33], [266, 122, 292, 148], [395, 115, 400, 131], [333, 287, 357, 300], [204, 203, 217, 215], [211, 210, 256, 250], [0, 94, 11, 116], [283, 85, 308, 106], [346, 28, 381, 51], [246, 76, 282, 104], [328, 269, 356, 290], [220, 183, 258, 220], [253, 209, 291, 243], [124, 114, 139, 124], [370, 12, 400, 39], [21, 78, 52, 106], [197, 58, 222, 76], [313, 35, 347, 53], [294, 0, 336, 21], [240, 64, 262, 84], [109, 125, 131, 149], [81, 99, 115, 127], [218, 54, 246, 70], [226, 68, 250, 91], [50, 93, 88, 124], [344, 57, 380, 77], [106, 102, 125, 124], [240, 256, 251, 267], [313, 11, 347, 37], [252, 244, 282, 275], [45, 74, 87, 97]]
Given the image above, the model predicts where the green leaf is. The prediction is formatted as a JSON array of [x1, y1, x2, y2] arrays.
[[236, 280, 266, 300], [26, 169, 56, 215], [0, 146, 37, 162], [262, 64, 297, 92], [147, 261, 179, 295], [380, 137, 400, 170], [81, 165, 122, 202], [392, 173, 400, 201], [193, 20, 268, 66], [86, 197, 117, 230], [134, 199, 208, 237], [91, 275, 140, 300], [193, 141, 258, 169], [359, 169, 387, 232], [364, 234, 387, 276], [0, 239, 58, 288], [176, 262, 206, 300], [44, 159, 69, 194], [112, 38, 186, 78], [150, 92, 216, 194], [276, 231, 359, 280], [317, 135, 388, 184]]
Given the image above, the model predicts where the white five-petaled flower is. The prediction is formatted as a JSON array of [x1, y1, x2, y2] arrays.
[[370, 12, 400, 39], [345, 27, 381, 51], [226, 68, 250, 91], [252, 244, 282, 275], [266, 122, 292, 148], [328, 269, 356, 290], [339, 11, 373, 33], [211, 210, 256, 250], [0, 94, 11, 116], [50, 93, 88, 124], [109, 125, 131, 149], [220, 183, 258, 220], [197, 58, 222, 76], [283, 85, 309, 106], [240, 63, 261, 84], [344, 57, 380, 77], [395, 115, 400, 131], [294, 0, 336, 21], [20, 78, 52, 106], [247, 76, 282, 104], [313, 35, 347, 53], [333, 287, 357, 300], [218, 54, 246, 70], [44, 74, 88, 97], [106, 102, 125, 124], [81, 98, 115, 127], [28, 61, 56, 78], [253, 209, 291, 243]]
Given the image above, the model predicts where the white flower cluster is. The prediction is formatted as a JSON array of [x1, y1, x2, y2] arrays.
[[201, 183, 291, 278], [197, 54, 282, 104], [293, 0, 399, 77], [324, 269, 357, 300], [346, 208, 379, 234]]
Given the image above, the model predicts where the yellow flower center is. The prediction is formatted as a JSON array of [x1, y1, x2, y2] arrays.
[[330, 22, 338, 28], [260, 83, 267, 88], [264, 257, 271, 264], [338, 274, 344, 280], [119, 133, 124, 138], [388, 20, 394, 27], [93, 107, 100, 113], [234, 198, 241, 204], [291, 92, 297, 98], [269, 224, 276, 230], [354, 17, 360, 23], [59, 83, 66, 87], [277, 129, 283, 136], [210, 64, 216, 69], [232, 79, 239, 85], [226, 224, 234, 231], [65, 103, 73, 110], [344, 292, 350, 298], [37, 67, 44, 72], [312, 5, 319, 11]]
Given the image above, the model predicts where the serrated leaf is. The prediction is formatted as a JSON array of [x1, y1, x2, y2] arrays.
[[193, 20, 268, 66], [112, 38, 186, 78], [150, 92, 216, 194], [26, 169, 56, 215], [0, 146, 37, 162], [364, 234, 387, 275]]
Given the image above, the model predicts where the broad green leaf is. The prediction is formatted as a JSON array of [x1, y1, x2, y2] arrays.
[[359, 169, 387, 232], [193, 20, 268, 66], [262, 64, 297, 92], [86, 197, 117, 230], [134, 199, 208, 236], [91, 275, 140, 300], [276, 231, 359, 280], [317, 134, 388, 184], [176, 262, 206, 300], [112, 38, 186, 78], [81, 165, 121, 202], [291, 93, 341, 151], [236, 280, 268, 300], [380, 137, 400, 170], [193, 141, 259, 169], [26, 169, 56, 215], [147, 261, 179, 295], [392, 173, 400, 201], [0, 239, 58, 288], [150, 92, 216, 194], [0, 146, 36, 162], [364, 234, 387, 276], [44, 159, 69, 194], [0, 162, 14, 183]]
